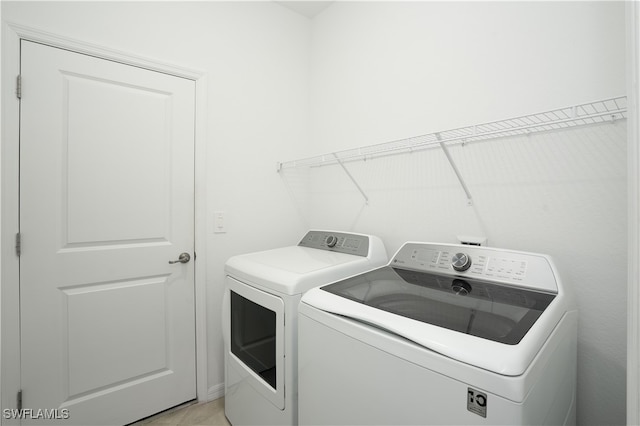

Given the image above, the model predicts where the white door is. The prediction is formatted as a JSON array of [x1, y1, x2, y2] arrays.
[[19, 40, 196, 425]]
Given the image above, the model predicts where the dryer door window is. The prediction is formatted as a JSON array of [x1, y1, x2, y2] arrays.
[[231, 291, 277, 389], [225, 276, 285, 410]]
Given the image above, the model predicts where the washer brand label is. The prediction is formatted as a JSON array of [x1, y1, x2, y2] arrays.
[[467, 388, 487, 418]]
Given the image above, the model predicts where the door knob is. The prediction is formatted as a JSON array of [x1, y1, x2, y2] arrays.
[[169, 253, 191, 264]]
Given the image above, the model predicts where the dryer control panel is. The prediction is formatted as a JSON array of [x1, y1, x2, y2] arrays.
[[298, 230, 370, 257], [391, 242, 558, 293]]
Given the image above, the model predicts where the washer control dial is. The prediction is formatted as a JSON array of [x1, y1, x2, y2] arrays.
[[451, 252, 472, 272], [326, 235, 338, 248]]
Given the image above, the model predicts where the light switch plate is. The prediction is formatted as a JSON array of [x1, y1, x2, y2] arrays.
[[213, 211, 226, 233]]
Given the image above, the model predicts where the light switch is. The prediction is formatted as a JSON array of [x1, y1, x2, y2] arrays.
[[213, 211, 226, 233]]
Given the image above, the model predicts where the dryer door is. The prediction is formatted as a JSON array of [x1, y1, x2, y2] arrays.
[[225, 276, 285, 409]]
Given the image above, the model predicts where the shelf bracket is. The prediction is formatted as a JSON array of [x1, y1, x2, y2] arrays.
[[333, 153, 369, 204], [437, 133, 473, 206]]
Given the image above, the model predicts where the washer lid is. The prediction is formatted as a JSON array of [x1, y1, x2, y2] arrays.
[[302, 266, 569, 376], [321, 266, 555, 345], [225, 246, 377, 295]]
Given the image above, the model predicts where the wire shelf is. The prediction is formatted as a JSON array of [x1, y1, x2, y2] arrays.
[[277, 96, 627, 171]]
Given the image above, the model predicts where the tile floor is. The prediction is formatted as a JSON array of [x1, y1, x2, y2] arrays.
[[132, 398, 230, 426]]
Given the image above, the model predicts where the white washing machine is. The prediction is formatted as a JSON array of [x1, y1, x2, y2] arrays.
[[222, 230, 387, 425], [298, 242, 577, 425]]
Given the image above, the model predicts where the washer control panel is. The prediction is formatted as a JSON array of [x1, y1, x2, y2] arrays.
[[391, 242, 558, 293], [298, 230, 370, 257]]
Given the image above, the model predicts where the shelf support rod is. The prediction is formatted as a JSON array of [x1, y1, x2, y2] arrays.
[[333, 153, 369, 204], [437, 133, 473, 206]]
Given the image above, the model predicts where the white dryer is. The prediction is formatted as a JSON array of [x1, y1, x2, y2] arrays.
[[222, 230, 387, 425], [298, 242, 577, 425]]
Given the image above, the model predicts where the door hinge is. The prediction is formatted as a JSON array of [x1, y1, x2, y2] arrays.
[[15, 232, 21, 257], [16, 75, 22, 99], [17, 390, 22, 411]]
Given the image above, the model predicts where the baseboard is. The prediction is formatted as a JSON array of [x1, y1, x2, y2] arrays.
[[207, 383, 225, 402]]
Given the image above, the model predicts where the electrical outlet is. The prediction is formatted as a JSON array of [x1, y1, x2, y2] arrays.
[[457, 235, 487, 246]]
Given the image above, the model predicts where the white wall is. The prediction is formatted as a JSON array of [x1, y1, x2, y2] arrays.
[[296, 2, 626, 425], [1, 0, 311, 397], [627, 2, 640, 423]]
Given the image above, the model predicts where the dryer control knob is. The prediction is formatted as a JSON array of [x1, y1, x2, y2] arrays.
[[451, 253, 471, 272], [326, 235, 338, 248]]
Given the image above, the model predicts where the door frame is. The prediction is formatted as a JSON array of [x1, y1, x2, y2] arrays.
[[1, 21, 210, 418]]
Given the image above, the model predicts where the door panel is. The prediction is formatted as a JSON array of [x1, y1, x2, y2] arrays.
[[20, 40, 196, 425], [64, 71, 171, 246], [64, 277, 169, 397]]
